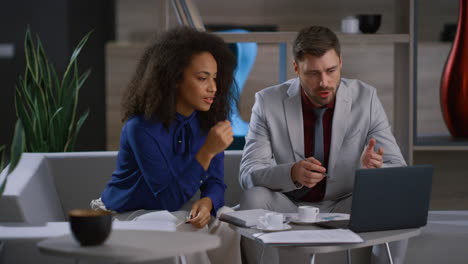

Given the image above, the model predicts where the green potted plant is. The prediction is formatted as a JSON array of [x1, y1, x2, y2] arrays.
[[1, 27, 90, 257], [15, 29, 91, 152]]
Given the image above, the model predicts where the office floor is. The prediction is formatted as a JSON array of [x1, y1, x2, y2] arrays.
[[406, 211, 468, 264]]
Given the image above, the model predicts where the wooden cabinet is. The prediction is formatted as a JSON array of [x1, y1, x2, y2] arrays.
[[215, 0, 416, 163]]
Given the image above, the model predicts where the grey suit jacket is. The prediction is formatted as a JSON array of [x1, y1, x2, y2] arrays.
[[239, 77, 407, 201]]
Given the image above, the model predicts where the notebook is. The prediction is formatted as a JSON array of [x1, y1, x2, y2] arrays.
[[316, 165, 433, 232], [219, 209, 274, 227]]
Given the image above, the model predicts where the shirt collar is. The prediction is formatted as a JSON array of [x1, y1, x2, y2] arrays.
[[173, 111, 198, 155], [175, 111, 197, 123]]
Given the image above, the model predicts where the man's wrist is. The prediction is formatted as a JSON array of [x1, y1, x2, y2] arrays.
[[290, 168, 302, 188]]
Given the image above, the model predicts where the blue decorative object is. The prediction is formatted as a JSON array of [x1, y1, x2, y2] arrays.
[[223, 29, 258, 137]]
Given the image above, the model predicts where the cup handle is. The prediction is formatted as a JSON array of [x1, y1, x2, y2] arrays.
[[258, 216, 268, 227]]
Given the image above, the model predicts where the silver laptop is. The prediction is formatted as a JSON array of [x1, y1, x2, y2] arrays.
[[316, 165, 433, 232]]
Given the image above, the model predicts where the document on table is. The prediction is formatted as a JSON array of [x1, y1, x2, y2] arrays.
[[113, 210, 177, 231], [113, 221, 176, 232], [252, 229, 363, 245]]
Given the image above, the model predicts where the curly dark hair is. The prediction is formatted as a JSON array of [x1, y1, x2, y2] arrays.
[[121, 26, 237, 131], [293, 25, 341, 62]]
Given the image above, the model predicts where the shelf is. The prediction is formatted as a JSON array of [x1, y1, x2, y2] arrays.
[[215, 32, 410, 44], [107, 33, 410, 47], [414, 135, 468, 151]]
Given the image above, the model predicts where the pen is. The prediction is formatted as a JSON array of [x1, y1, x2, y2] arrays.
[[295, 152, 328, 178], [185, 211, 200, 224]]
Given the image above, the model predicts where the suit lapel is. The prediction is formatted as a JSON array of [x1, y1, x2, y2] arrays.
[[328, 80, 352, 176], [284, 79, 304, 160]]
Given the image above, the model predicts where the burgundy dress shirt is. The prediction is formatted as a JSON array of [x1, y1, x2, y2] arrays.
[[299, 88, 335, 202]]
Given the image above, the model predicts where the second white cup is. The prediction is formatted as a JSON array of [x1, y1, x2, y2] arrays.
[[298, 206, 320, 222], [259, 212, 284, 229]]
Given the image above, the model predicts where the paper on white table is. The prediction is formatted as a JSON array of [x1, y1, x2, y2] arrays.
[[132, 210, 178, 223], [113, 221, 176, 232], [113, 210, 177, 231], [253, 228, 363, 245]]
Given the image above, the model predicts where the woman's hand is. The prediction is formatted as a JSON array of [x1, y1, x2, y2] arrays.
[[196, 120, 233, 169], [188, 197, 213, 228]]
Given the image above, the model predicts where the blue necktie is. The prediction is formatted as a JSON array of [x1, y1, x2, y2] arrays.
[[313, 108, 327, 163]]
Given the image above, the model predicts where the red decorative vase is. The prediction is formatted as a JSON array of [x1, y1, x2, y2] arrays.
[[440, 0, 468, 137]]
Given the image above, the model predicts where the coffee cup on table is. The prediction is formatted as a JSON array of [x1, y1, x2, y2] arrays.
[[298, 206, 320, 222], [69, 209, 112, 246], [258, 212, 284, 229]]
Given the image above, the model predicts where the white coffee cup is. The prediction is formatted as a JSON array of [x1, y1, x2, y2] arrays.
[[341, 16, 359, 34], [258, 212, 284, 229], [298, 206, 320, 222]]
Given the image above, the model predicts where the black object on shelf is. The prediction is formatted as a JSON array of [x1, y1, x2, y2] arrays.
[[357, 14, 382, 34]]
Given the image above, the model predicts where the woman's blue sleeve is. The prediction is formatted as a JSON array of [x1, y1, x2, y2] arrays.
[[127, 123, 209, 211], [200, 151, 227, 214]]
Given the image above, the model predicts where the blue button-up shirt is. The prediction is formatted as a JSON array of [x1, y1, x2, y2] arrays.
[[101, 112, 226, 213]]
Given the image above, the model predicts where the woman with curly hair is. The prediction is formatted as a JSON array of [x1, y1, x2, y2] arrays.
[[95, 26, 241, 264]]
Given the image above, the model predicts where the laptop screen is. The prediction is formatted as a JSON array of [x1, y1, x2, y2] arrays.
[[348, 165, 433, 232]]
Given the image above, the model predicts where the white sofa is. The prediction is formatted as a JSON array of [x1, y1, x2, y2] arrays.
[[0, 150, 244, 224], [0, 150, 243, 263]]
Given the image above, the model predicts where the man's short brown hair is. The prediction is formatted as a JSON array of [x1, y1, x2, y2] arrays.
[[293, 25, 341, 62]]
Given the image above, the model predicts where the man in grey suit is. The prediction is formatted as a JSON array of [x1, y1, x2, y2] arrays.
[[239, 25, 408, 263]]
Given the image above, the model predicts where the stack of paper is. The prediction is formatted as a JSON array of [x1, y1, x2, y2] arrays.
[[253, 229, 363, 245]]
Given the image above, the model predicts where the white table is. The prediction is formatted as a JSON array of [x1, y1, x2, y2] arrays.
[[236, 224, 420, 264], [37, 229, 220, 263]]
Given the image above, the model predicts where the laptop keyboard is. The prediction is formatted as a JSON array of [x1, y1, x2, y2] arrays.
[[315, 220, 350, 229]]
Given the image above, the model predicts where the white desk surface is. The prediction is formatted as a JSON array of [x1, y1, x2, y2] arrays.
[[236, 224, 420, 254], [37, 229, 220, 263]]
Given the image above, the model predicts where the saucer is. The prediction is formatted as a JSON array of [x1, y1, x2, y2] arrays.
[[255, 223, 292, 232]]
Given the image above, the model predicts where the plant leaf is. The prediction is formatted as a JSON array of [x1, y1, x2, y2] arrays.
[[0, 178, 7, 199], [61, 30, 92, 95], [66, 109, 89, 151], [8, 120, 25, 174], [0, 145, 5, 172]]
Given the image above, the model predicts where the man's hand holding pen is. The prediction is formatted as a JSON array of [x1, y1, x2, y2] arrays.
[[291, 156, 327, 188]]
